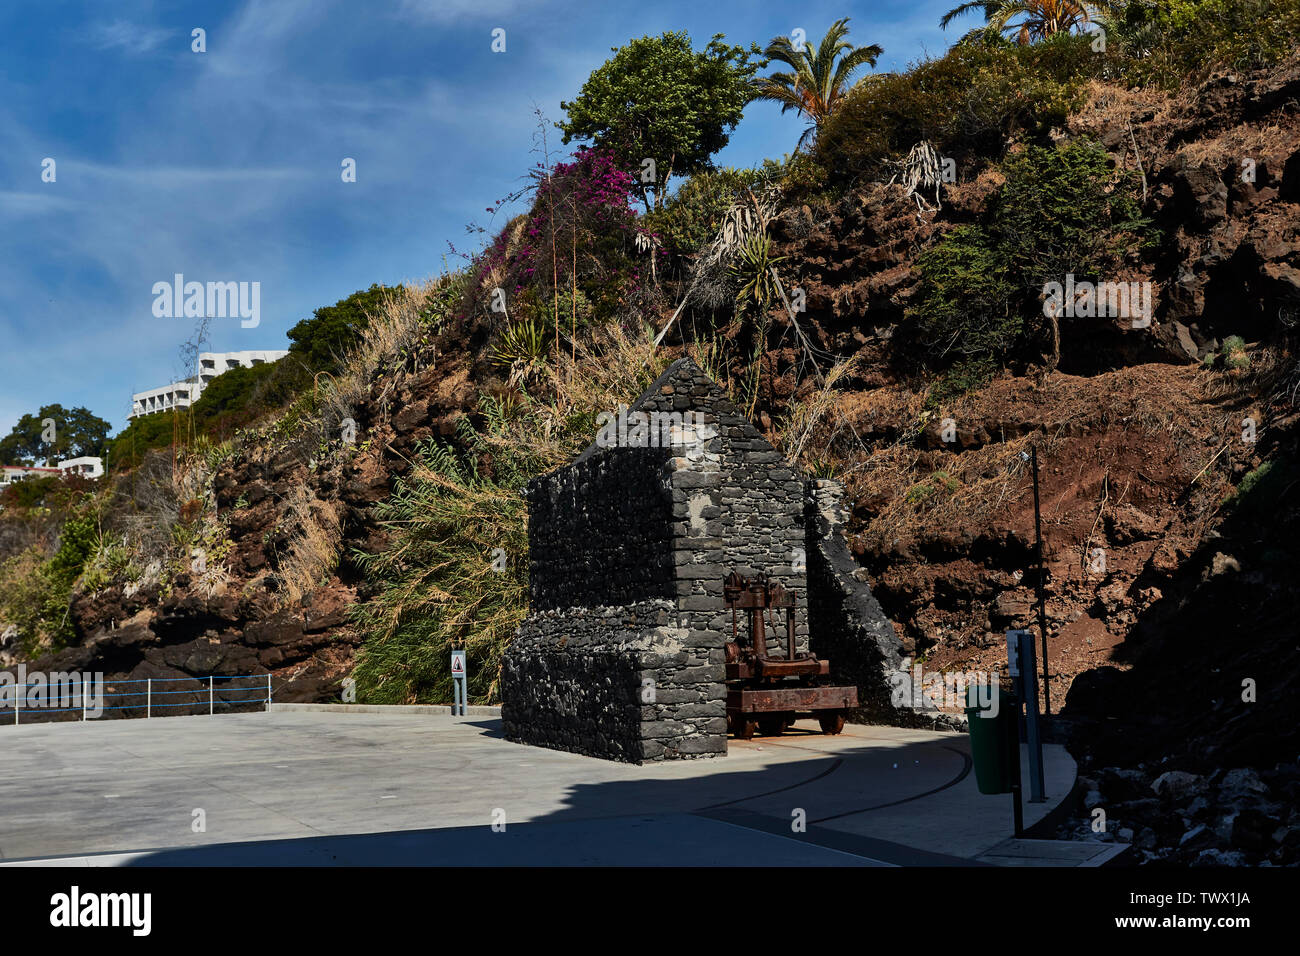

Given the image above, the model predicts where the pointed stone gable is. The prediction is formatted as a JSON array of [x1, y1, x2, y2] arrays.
[[571, 356, 782, 467]]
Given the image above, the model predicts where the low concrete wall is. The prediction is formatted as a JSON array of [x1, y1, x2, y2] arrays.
[[269, 703, 501, 717]]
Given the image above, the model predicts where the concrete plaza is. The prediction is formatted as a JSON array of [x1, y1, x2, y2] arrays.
[[0, 709, 1091, 866]]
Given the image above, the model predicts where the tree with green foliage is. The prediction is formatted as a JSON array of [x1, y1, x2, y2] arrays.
[[559, 32, 762, 212], [287, 284, 396, 374], [908, 139, 1152, 381], [941, 1, 1113, 44], [994, 139, 1152, 292], [0, 404, 111, 465], [750, 18, 883, 150]]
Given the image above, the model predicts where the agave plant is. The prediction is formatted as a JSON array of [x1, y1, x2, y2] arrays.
[[729, 233, 787, 312], [490, 313, 550, 386], [750, 18, 883, 150], [941, 1, 1113, 44]]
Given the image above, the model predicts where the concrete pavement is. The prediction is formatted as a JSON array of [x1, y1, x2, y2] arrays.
[[0, 711, 1077, 865]]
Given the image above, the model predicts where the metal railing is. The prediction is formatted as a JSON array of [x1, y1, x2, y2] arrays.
[[0, 674, 272, 725]]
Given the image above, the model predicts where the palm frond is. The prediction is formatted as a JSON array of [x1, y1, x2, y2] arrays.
[[753, 17, 882, 147]]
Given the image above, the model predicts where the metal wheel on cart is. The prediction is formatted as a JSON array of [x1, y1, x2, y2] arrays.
[[758, 712, 793, 737], [818, 711, 846, 735], [730, 714, 758, 740]]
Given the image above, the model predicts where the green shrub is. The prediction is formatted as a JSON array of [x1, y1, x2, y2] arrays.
[[816, 35, 1096, 183], [1107, 0, 1300, 87], [729, 233, 786, 312], [928, 356, 1001, 406], [762, 152, 835, 204], [287, 284, 397, 375], [0, 497, 99, 651], [994, 140, 1153, 290], [908, 225, 1021, 367], [1226, 453, 1294, 520], [0, 475, 61, 510], [1221, 335, 1250, 369], [491, 311, 553, 381], [644, 167, 772, 261], [0, 548, 60, 653], [348, 421, 532, 706], [47, 503, 98, 589], [906, 470, 960, 505], [906, 140, 1153, 373]]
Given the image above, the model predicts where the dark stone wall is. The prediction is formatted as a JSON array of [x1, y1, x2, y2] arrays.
[[638, 361, 809, 659], [500, 593, 727, 761], [524, 446, 675, 612], [805, 479, 910, 723], [503, 437, 728, 763], [501, 602, 667, 762], [502, 360, 902, 763]]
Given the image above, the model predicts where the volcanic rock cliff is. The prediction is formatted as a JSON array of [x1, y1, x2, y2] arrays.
[[19, 56, 1300, 861]]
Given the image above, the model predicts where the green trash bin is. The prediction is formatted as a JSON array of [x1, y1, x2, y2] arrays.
[[965, 684, 1018, 795]]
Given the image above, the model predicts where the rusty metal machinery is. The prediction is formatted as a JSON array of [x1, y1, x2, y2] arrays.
[[722, 571, 858, 739]]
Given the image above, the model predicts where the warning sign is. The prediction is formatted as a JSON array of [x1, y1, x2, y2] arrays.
[[451, 650, 466, 677]]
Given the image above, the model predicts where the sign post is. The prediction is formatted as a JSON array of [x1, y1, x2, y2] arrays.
[[450, 649, 467, 716], [1007, 629, 1046, 803]]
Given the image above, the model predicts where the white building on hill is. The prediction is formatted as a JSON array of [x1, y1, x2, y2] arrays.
[[130, 349, 288, 419], [58, 457, 105, 479], [130, 378, 200, 419], [0, 459, 105, 490], [0, 465, 60, 488]]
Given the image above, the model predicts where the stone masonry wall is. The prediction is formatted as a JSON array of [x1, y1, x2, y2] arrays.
[[501, 359, 874, 763], [502, 412, 729, 762], [501, 600, 673, 762], [525, 446, 676, 612], [804, 478, 963, 729], [637, 361, 809, 660]]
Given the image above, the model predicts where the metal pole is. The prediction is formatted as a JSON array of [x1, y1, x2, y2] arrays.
[[82, 678, 86, 721], [209, 676, 214, 715], [14, 681, 19, 725], [1010, 721, 1024, 837], [266, 673, 272, 712], [147, 678, 152, 718], [1019, 634, 1046, 803], [1031, 445, 1052, 715]]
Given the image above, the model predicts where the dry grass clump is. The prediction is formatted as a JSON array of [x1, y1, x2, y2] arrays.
[[334, 277, 455, 412], [484, 319, 673, 468], [105, 450, 183, 556], [276, 487, 343, 607], [348, 317, 671, 705], [778, 354, 865, 470], [853, 433, 1041, 555], [350, 463, 527, 705]]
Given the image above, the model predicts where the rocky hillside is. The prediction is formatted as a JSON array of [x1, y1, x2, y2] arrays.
[[7, 26, 1298, 867]]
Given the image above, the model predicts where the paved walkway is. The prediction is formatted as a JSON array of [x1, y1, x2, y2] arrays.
[[0, 711, 1076, 866]]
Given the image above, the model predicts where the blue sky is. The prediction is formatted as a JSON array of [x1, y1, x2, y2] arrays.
[[0, 0, 957, 439]]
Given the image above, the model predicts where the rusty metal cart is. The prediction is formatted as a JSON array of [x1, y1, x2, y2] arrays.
[[722, 571, 857, 739]]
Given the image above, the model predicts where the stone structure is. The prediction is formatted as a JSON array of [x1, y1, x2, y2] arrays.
[[501, 358, 904, 762]]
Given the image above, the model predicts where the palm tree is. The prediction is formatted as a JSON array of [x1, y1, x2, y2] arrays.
[[750, 18, 883, 150], [940, 1, 1112, 45]]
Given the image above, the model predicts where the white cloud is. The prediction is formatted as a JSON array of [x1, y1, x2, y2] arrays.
[[393, 0, 520, 23], [85, 21, 175, 56]]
